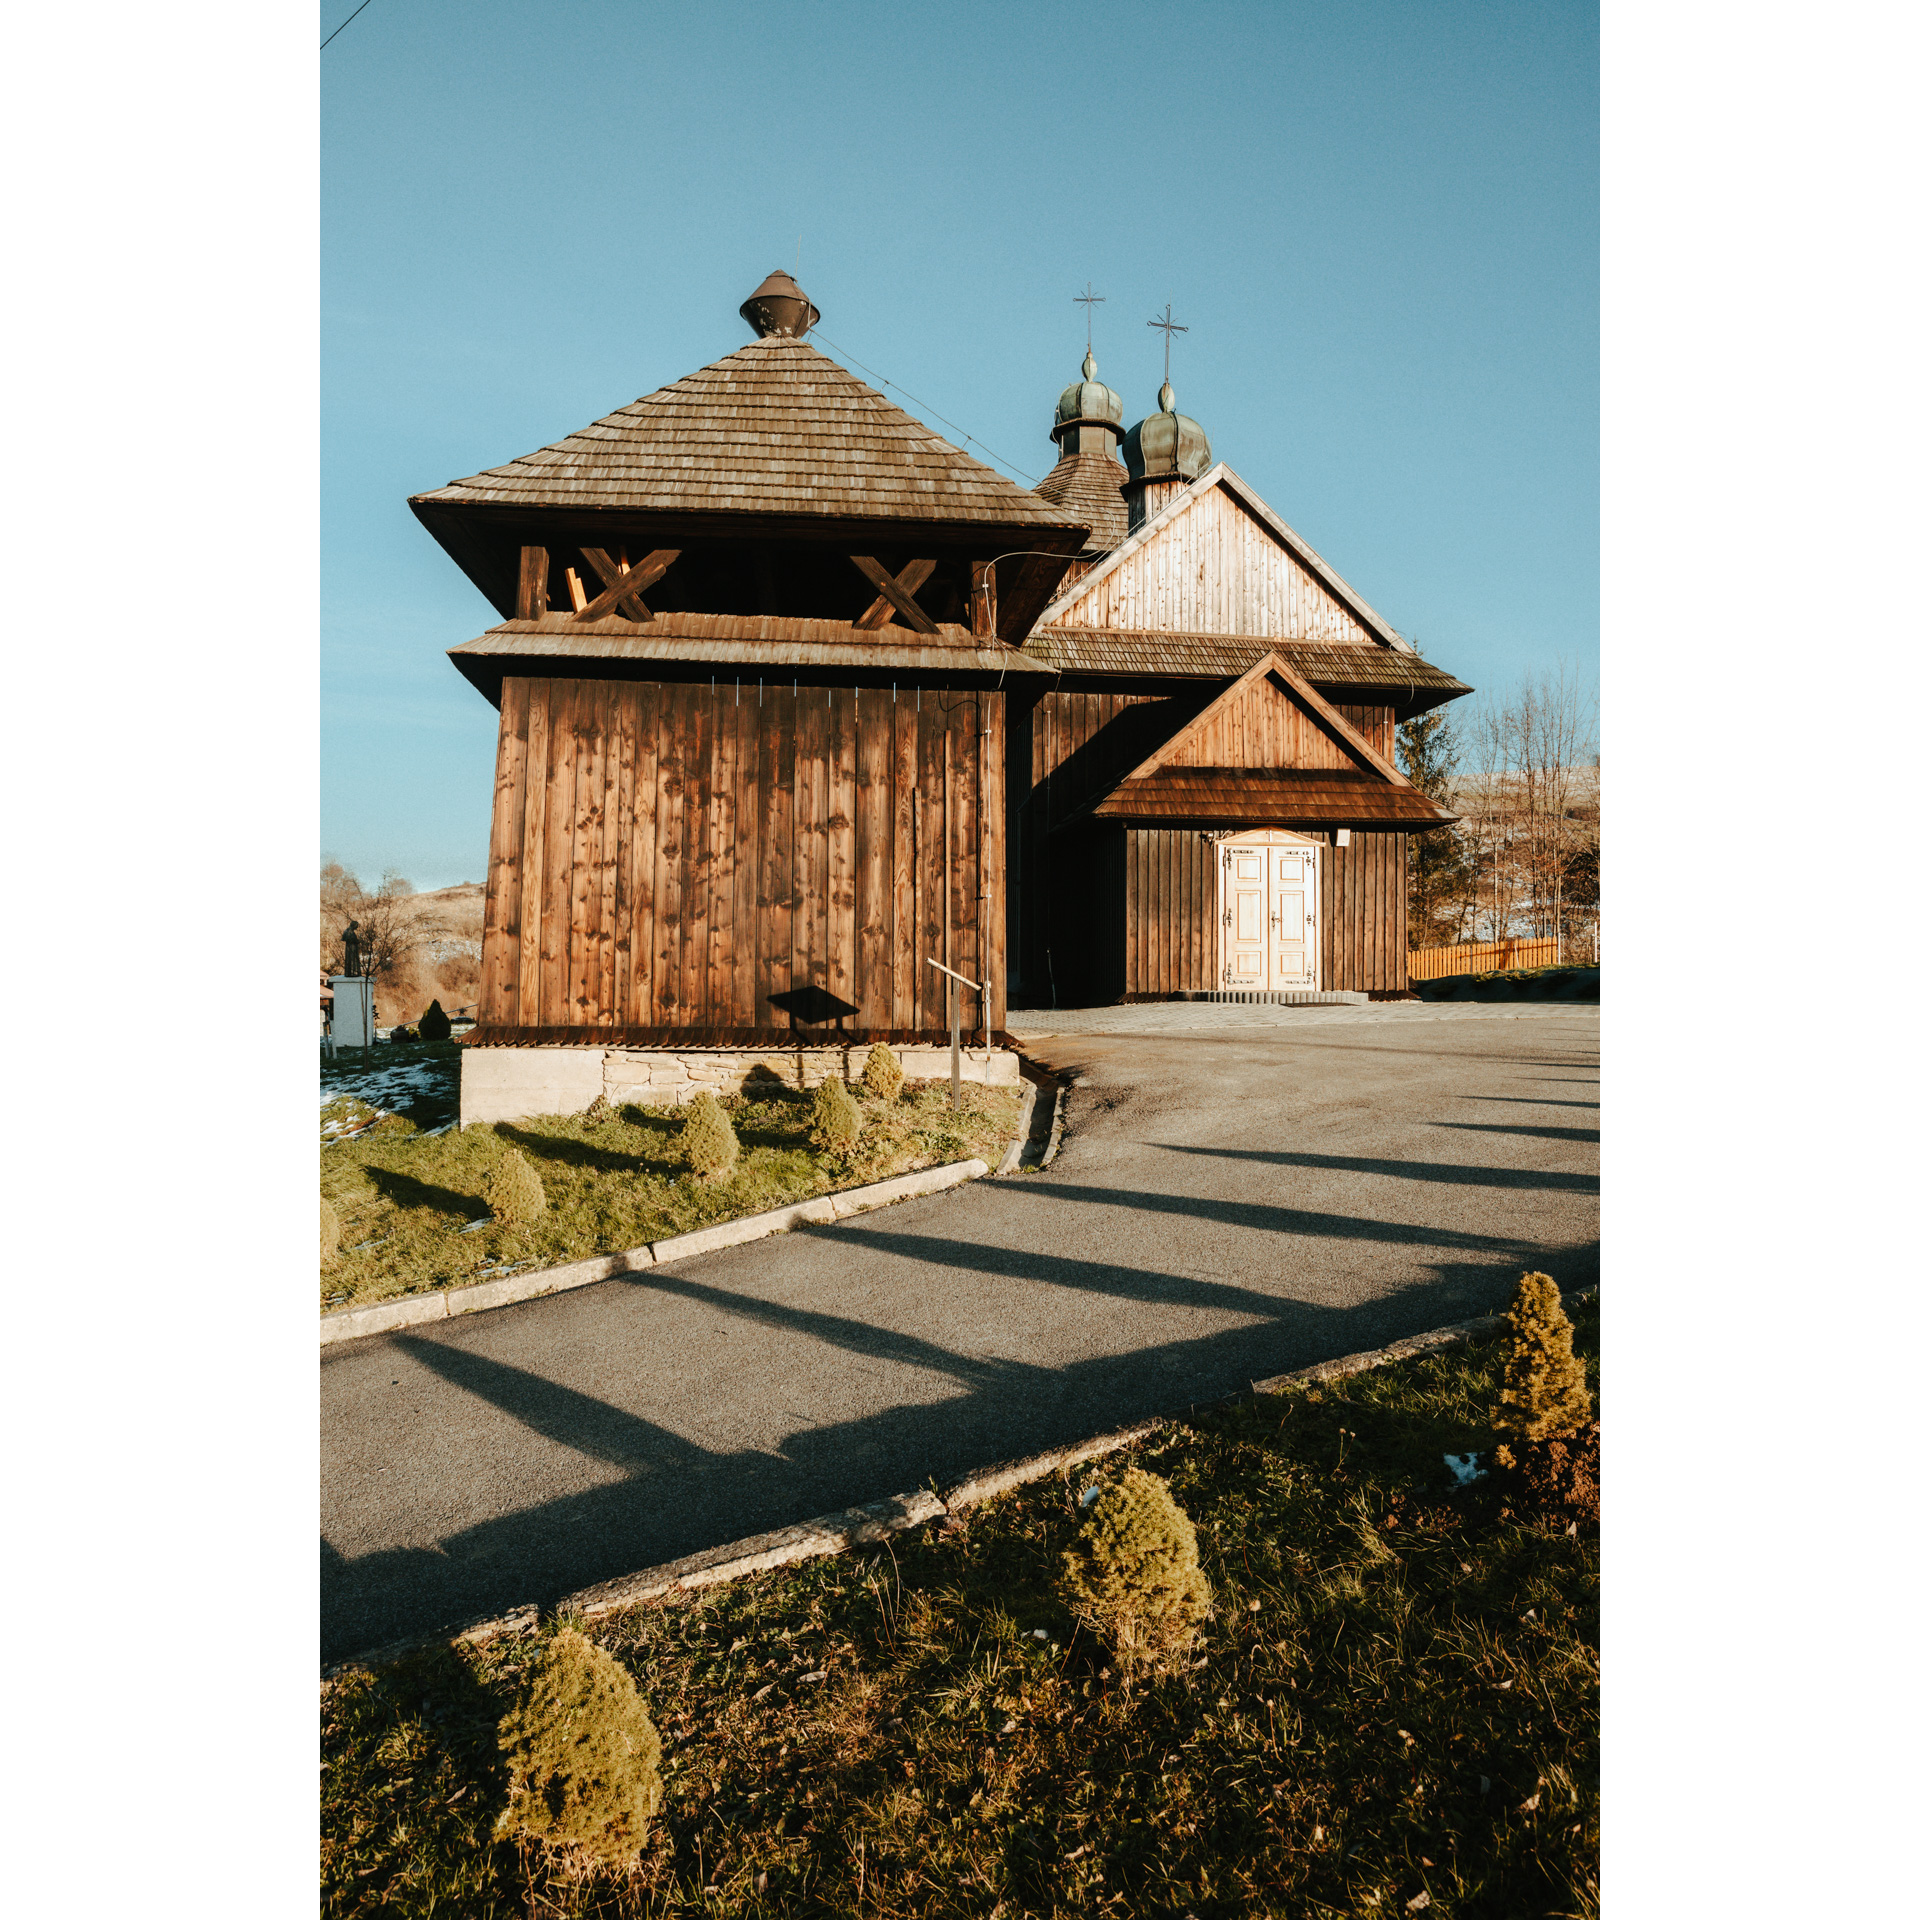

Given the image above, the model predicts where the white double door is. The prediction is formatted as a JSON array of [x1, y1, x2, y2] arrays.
[[1219, 832, 1318, 991]]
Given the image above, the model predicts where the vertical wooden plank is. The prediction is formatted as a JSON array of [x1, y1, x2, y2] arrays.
[[856, 690, 891, 1027], [1125, 829, 1140, 997], [654, 680, 686, 1021], [986, 691, 1006, 1029], [538, 681, 577, 1027], [763, 682, 796, 1025], [795, 685, 826, 992], [891, 695, 918, 1027], [565, 680, 600, 1023], [708, 684, 738, 1026], [480, 678, 528, 1027], [607, 682, 632, 1024], [518, 680, 551, 1024], [827, 687, 857, 1015], [730, 681, 760, 1024], [627, 684, 658, 1027], [920, 707, 945, 1026], [691, 683, 715, 1027], [516, 545, 549, 621], [950, 708, 979, 1032], [587, 679, 614, 1023]]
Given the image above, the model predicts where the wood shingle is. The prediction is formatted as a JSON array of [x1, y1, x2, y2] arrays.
[[412, 336, 1087, 531]]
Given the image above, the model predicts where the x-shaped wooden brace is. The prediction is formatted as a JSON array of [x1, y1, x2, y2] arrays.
[[849, 555, 940, 634], [574, 547, 681, 623]]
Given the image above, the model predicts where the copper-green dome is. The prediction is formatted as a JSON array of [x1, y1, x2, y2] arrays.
[[1052, 349, 1125, 444], [1122, 380, 1211, 483]]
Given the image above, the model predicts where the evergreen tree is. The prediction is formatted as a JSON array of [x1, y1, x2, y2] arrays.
[[1396, 662, 1477, 949]]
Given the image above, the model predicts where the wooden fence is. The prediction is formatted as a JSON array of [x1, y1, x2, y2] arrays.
[[1406, 936, 1561, 981]]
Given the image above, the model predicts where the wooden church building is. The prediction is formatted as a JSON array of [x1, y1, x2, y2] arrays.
[[411, 274, 1469, 1120]]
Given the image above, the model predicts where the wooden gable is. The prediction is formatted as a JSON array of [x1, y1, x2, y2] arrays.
[[1031, 464, 1412, 651], [1127, 653, 1411, 782], [1051, 653, 1456, 833]]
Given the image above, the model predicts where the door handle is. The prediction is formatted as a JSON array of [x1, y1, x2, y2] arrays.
[[1223, 908, 1233, 928]]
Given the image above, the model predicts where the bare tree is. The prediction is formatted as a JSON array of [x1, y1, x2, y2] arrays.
[[320, 865, 447, 985], [1452, 666, 1597, 956]]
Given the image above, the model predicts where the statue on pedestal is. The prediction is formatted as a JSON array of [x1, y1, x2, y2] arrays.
[[342, 920, 363, 979]]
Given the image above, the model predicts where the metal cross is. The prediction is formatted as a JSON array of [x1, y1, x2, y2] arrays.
[[1149, 302, 1188, 384], [1074, 282, 1105, 352]]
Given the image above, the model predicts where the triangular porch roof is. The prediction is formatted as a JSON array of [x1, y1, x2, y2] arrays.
[[1055, 651, 1458, 833]]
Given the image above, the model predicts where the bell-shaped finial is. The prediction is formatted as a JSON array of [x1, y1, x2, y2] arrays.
[[1158, 380, 1176, 414], [740, 270, 820, 339], [1082, 348, 1098, 381]]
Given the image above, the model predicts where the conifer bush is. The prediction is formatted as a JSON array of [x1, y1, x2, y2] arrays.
[[1494, 1271, 1591, 1448], [1059, 1467, 1212, 1675], [808, 1076, 863, 1158], [679, 1090, 740, 1179], [496, 1627, 664, 1867], [418, 999, 452, 1042], [861, 1040, 904, 1101], [321, 1195, 340, 1265], [489, 1146, 548, 1230]]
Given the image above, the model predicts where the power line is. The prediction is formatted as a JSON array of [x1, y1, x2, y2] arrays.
[[321, 0, 376, 50], [809, 330, 1043, 484]]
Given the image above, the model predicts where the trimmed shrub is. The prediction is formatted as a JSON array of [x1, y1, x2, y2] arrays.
[[389, 1026, 417, 1043], [321, 1195, 340, 1265], [489, 1147, 547, 1229], [1494, 1271, 1591, 1447], [808, 1077, 863, 1158], [1059, 1467, 1212, 1675], [496, 1627, 664, 1866], [679, 1090, 740, 1178], [418, 999, 452, 1042], [861, 1040, 904, 1101]]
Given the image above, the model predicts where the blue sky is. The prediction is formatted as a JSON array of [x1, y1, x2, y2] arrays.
[[323, 0, 1596, 890]]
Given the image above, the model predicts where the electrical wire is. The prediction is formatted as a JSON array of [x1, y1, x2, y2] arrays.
[[810, 330, 1045, 484], [321, 0, 375, 50]]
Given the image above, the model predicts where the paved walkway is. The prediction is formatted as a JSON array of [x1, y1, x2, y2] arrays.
[[322, 1002, 1598, 1662]]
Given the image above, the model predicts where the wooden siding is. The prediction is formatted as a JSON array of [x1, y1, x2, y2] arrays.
[[1320, 833, 1408, 993], [1009, 691, 1403, 1004], [1155, 679, 1391, 772], [1122, 831, 1219, 996], [1041, 479, 1377, 643], [480, 676, 1003, 1032]]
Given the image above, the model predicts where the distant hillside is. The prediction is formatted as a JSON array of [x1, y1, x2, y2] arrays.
[[321, 873, 487, 1029]]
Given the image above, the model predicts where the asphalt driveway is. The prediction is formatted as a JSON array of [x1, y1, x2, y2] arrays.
[[321, 1000, 1598, 1663]]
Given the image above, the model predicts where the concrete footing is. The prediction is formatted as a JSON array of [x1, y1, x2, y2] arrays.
[[459, 1041, 1021, 1128]]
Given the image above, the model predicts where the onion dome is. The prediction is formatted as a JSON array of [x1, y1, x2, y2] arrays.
[[1122, 380, 1212, 484], [739, 270, 821, 340], [1052, 349, 1125, 445]]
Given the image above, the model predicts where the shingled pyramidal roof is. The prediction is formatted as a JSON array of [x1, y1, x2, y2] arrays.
[[413, 334, 1084, 532]]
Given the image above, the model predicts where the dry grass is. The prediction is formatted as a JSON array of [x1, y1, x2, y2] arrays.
[[321, 1299, 1599, 1917], [320, 1076, 1022, 1312]]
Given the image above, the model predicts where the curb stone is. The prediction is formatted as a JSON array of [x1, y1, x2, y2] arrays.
[[322, 1284, 1596, 1679], [995, 1081, 1039, 1176], [1040, 1085, 1067, 1168], [320, 1158, 990, 1348]]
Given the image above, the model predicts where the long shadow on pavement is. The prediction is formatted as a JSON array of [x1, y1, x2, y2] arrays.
[[1147, 1143, 1598, 1194], [323, 1225, 1597, 1664]]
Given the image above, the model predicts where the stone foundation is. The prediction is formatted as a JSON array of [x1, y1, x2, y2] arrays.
[[459, 1042, 1021, 1128]]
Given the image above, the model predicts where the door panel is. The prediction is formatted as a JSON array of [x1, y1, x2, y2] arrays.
[[1223, 848, 1267, 986], [1269, 847, 1316, 986]]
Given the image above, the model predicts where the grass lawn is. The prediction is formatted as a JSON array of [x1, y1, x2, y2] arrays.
[[320, 1057, 1023, 1312], [321, 1297, 1599, 1917]]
